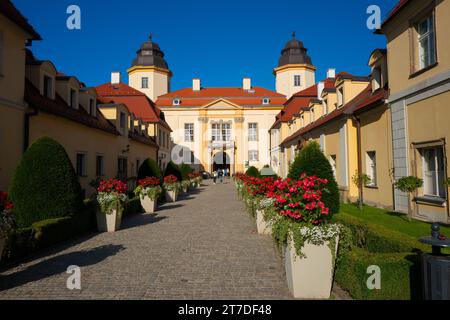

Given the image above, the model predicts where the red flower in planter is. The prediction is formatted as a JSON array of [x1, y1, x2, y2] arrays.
[[138, 177, 161, 188], [97, 178, 127, 194], [164, 175, 178, 184]]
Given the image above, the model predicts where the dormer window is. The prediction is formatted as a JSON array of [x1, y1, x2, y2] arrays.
[[70, 88, 77, 108], [337, 87, 344, 107], [43, 75, 53, 99], [262, 97, 270, 105], [89, 99, 96, 116], [311, 108, 315, 122], [372, 64, 382, 92], [173, 98, 181, 106]]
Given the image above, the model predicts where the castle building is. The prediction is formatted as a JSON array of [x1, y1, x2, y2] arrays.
[[125, 36, 319, 174]]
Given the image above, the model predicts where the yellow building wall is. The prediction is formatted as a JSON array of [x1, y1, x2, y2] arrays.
[[29, 113, 157, 195], [384, 0, 450, 95], [407, 90, 450, 222], [360, 106, 394, 209]]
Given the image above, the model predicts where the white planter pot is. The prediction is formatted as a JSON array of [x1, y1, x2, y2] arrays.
[[96, 208, 122, 232], [284, 235, 339, 299], [165, 190, 178, 202], [140, 196, 157, 214], [256, 209, 272, 235], [0, 236, 6, 262]]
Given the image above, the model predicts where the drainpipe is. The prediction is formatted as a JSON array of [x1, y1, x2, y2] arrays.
[[353, 115, 363, 208], [24, 108, 38, 152]]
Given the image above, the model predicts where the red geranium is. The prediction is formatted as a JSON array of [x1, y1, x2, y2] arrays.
[[138, 177, 161, 188], [270, 174, 330, 225], [0, 191, 13, 211], [164, 175, 178, 184], [97, 178, 127, 194]]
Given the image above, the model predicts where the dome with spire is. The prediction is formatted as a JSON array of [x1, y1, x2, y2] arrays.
[[277, 32, 313, 67], [131, 34, 169, 70]]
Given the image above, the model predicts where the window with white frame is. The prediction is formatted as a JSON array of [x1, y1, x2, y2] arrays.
[[248, 123, 258, 141], [294, 75, 301, 87], [141, 77, 149, 89], [222, 123, 231, 141], [417, 14, 436, 70], [173, 98, 180, 106], [366, 151, 377, 186], [262, 97, 270, 105], [211, 123, 221, 141], [330, 155, 337, 178], [422, 147, 445, 198], [76, 153, 87, 177], [249, 150, 259, 162], [184, 123, 194, 142]]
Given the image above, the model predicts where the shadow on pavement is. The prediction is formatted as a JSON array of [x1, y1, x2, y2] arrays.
[[121, 214, 168, 230], [0, 244, 125, 291]]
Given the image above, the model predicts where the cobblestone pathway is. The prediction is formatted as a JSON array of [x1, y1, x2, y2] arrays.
[[0, 179, 293, 300]]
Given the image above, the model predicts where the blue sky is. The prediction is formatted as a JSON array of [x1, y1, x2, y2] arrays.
[[14, 0, 397, 91]]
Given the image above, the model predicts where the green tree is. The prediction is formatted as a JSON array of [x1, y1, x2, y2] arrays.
[[138, 158, 162, 181], [288, 141, 340, 215], [9, 137, 83, 228], [178, 163, 194, 180], [246, 166, 260, 177], [351, 170, 372, 210], [164, 161, 183, 181]]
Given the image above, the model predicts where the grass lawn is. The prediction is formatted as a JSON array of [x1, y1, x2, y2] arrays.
[[340, 203, 450, 239]]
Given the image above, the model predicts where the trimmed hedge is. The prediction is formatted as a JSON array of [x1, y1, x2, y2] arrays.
[[335, 247, 422, 300], [9, 137, 83, 228], [3, 204, 96, 263], [245, 166, 260, 177], [179, 163, 194, 180], [138, 158, 162, 180], [164, 161, 183, 181], [333, 212, 429, 253], [288, 141, 340, 215]]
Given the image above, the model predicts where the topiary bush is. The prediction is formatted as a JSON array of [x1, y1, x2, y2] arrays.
[[288, 141, 340, 215], [178, 163, 194, 180], [164, 161, 183, 181], [138, 158, 162, 180], [9, 137, 83, 228], [245, 166, 260, 177]]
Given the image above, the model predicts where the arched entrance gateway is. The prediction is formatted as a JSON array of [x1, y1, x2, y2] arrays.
[[212, 151, 231, 173]]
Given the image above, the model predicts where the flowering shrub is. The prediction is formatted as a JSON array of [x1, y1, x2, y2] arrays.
[[97, 179, 128, 215], [134, 177, 162, 201], [0, 191, 15, 238], [163, 175, 180, 192]]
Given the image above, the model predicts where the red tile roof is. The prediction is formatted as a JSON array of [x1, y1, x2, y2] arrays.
[[1, 0, 41, 40], [25, 79, 120, 136], [96, 82, 172, 131], [155, 86, 286, 108], [281, 84, 388, 145]]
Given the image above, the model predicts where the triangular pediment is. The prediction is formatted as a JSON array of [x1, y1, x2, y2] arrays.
[[202, 99, 243, 110]]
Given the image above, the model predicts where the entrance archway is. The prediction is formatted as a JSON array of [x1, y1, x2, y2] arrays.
[[212, 151, 231, 173]]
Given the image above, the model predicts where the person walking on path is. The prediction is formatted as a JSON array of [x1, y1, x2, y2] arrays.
[[218, 169, 224, 183]]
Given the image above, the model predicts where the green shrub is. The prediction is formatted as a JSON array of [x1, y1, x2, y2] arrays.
[[9, 137, 83, 228], [288, 141, 340, 215], [178, 163, 194, 180], [335, 247, 422, 300], [333, 212, 429, 253], [138, 158, 162, 180], [245, 166, 260, 177], [164, 161, 183, 181], [123, 196, 143, 216]]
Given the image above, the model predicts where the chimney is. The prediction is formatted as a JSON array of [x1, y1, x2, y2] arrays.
[[326, 68, 336, 79], [317, 81, 325, 100], [243, 77, 251, 91], [193, 78, 201, 91], [111, 72, 121, 84]]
